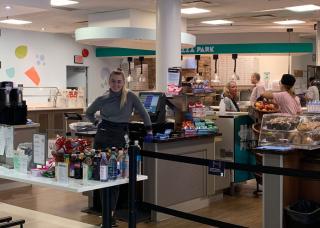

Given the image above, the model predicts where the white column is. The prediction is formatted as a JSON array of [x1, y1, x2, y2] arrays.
[[316, 22, 320, 65], [156, 0, 181, 92]]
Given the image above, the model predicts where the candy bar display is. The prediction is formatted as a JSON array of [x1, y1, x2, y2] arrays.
[[188, 101, 206, 118], [259, 113, 320, 150]]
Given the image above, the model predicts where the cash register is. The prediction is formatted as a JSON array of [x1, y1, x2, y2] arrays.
[[129, 92, 174, 142]]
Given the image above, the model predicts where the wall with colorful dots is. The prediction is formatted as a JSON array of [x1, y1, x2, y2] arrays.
[[0, 28, 119, 104]]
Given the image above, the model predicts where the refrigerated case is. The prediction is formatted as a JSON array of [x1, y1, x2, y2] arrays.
[[259, 113, 320, 150], [214, 114, 256, 189]]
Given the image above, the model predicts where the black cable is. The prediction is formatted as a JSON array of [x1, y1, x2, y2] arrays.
[[139, 202, 247, 228], [140, 150, 320, 180]]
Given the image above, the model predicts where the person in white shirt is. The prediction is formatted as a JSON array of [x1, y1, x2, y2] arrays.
[[250, 73, 265, 106], [306, 77, 319, 101]]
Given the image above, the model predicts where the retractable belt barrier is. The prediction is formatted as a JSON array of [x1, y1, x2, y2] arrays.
[[127, 146, 320, 228]]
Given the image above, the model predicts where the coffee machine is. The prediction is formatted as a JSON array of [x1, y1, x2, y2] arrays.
[[0, 81, 27, 125]]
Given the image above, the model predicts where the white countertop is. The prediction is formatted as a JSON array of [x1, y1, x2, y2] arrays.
[[28, 107, 84, 111], [0, 167, 147, 193], [13, 123, 40, 129]]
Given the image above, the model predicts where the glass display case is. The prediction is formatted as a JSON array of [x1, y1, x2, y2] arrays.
[[259, 113, 320, 150]]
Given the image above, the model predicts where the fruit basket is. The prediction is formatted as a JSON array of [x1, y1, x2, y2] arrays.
[[254, 101, 279, 114]]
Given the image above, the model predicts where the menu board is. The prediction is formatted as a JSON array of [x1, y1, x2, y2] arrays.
[[167, 67, 181, 86], [33, 134, 47, 165]]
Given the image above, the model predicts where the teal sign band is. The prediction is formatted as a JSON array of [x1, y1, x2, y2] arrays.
[[96, 43, 313, 57], [96, 47, 155, 57], [181, 43, 313, 54]]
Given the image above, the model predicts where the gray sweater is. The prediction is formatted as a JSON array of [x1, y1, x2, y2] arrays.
[[86, 90, 152, 129]]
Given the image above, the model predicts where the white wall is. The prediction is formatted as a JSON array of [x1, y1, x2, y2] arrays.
[[0, 28, 119, 104]]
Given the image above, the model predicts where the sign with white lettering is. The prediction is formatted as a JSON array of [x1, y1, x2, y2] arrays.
[[208, 160, 225, 177]]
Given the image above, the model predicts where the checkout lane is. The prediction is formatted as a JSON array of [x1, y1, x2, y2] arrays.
[[76, 90, 257, 222]]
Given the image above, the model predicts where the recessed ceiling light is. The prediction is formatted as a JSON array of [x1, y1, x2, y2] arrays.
[[201, 20, 233, 25], [5, 6, 11, 10], [41, 27, 45, 31], [274, 20, 305, 25], [0, 19, 32, 25], [286, 4, 320, 12], [50, 0, 79, 6], [181, 7, 210, 14]]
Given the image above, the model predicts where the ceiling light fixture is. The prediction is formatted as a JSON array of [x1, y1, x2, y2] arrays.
[[274, 20, 305, 25], [181, 7, 210, 14], [0, 19, 32, 25], [41, 27, 45, 31], [201, 20, 233, 25], [5, 6, 11, 10], [50, 0, 79, 6], [286, 4, 320, 12]]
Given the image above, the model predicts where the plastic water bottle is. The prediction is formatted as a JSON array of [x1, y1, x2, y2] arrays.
[[134, 140, 142, 175], [100, 152, 108, 182], [122, 150, 129, 178], [108, 148, 118, 180]]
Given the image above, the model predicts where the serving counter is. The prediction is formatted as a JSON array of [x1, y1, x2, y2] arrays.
[[143, 133, 223, 221], [27, 107, 84, 137], [252, 147, 320, 228]]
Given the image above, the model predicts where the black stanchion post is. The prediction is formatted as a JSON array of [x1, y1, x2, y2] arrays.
[[128, 145, 138, 228]]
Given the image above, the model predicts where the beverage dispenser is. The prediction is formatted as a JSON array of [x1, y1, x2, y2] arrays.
[[0, 81, 27, 125]]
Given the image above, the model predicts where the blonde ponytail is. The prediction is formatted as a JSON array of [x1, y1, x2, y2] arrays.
[[120, 85, 128, 109]]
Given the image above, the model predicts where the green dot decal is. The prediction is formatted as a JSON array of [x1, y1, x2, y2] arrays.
[[15, 45, 28, 59]]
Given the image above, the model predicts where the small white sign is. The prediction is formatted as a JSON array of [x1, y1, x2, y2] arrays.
[[5, 127, 14, 158], [0, 127, 5, 156], [56, 162, 68, 183], [33, 134, 47, 165], [19, 155, 28, 174]]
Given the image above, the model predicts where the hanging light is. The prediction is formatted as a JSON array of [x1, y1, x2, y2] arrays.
[[127, 57, 133, 83], [287, 28, 293, 74], [138, 56, 146, 82], [195, 54, 202, 82], [211, 54, 220, 83], [231, 54, 240, 80]]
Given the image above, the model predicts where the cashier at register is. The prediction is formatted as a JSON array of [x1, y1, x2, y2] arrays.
[[260, 74, 301, 115], [221, 80, 240, 112], [86, 68, 152, 226]]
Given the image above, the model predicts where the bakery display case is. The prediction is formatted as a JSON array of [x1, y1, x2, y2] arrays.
[[259, 113, 320, 150]]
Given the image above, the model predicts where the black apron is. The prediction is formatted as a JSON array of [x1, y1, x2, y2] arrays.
[[94, 120, 129, 150], [93, 120, 129, 213]]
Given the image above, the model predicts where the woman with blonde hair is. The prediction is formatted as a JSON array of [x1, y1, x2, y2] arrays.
[[86, 68, 152, 227], [221, 80, 240, 112]]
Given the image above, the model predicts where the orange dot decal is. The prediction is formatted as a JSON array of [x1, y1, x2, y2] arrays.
[[25, 66, 40, 86]]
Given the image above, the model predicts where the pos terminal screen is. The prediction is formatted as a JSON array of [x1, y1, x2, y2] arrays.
[[139, 93, 160, 113]]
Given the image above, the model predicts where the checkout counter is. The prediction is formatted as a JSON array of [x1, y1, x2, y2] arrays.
[[137, 92, 224, 222]]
